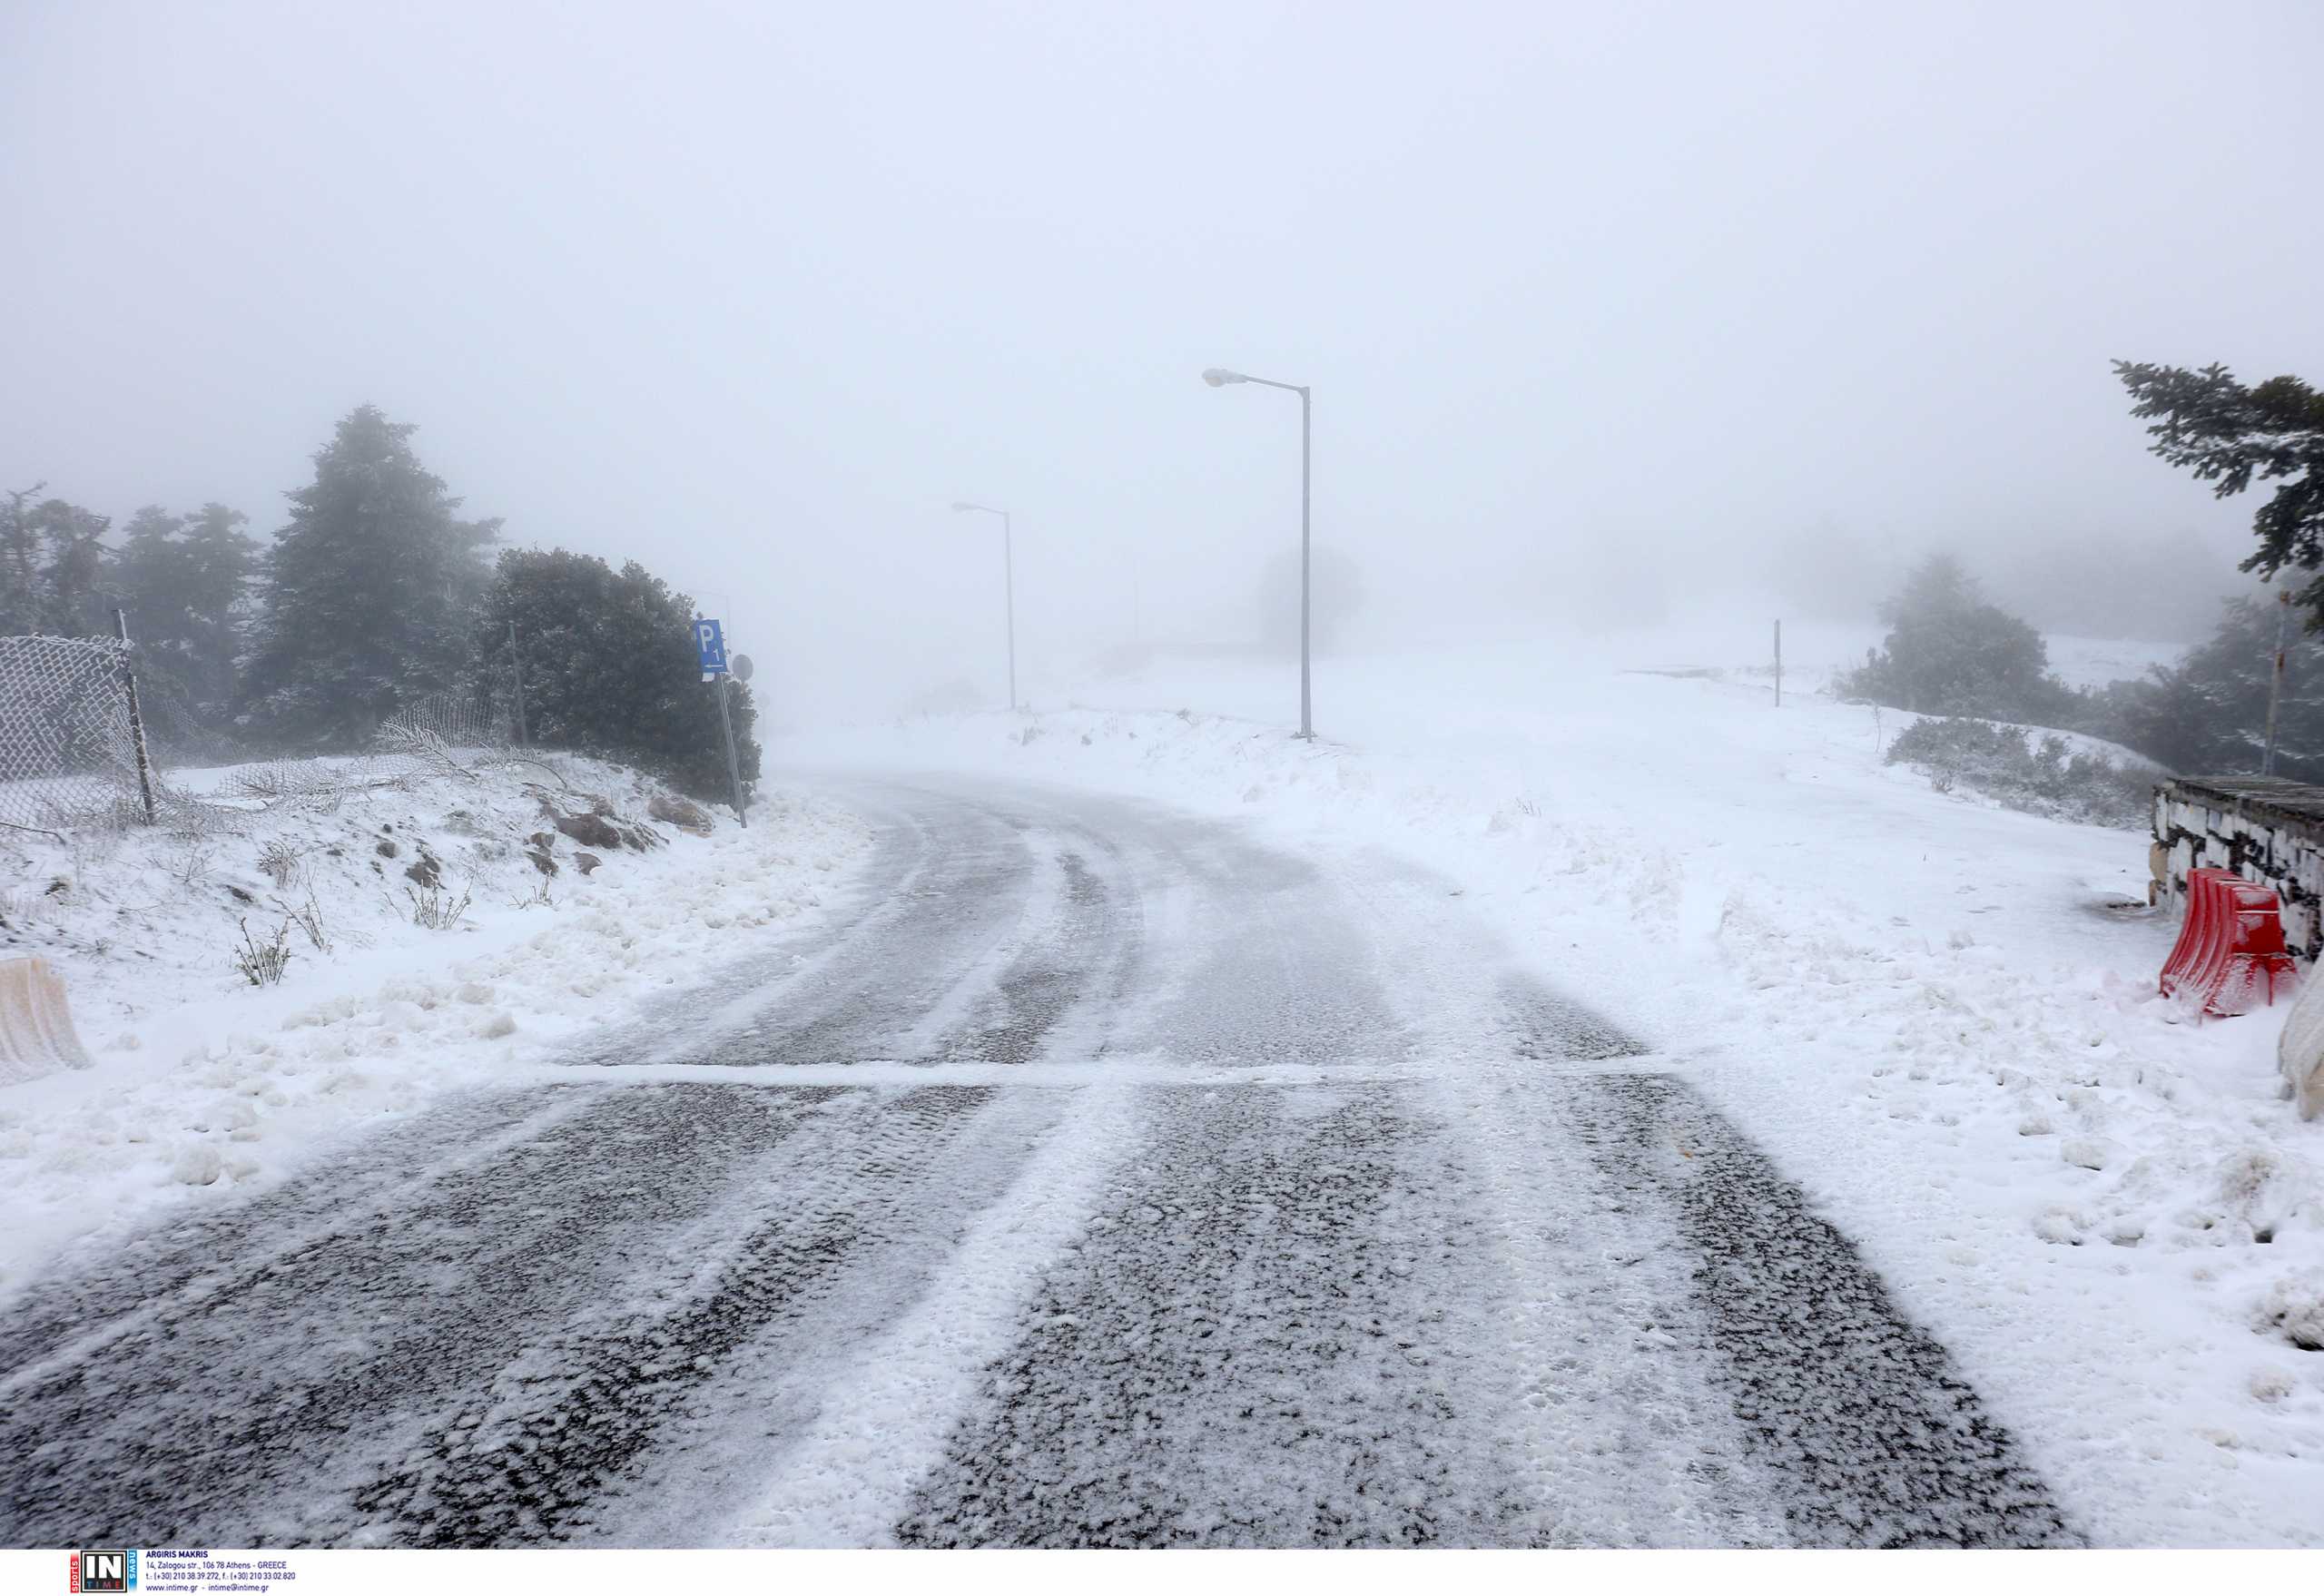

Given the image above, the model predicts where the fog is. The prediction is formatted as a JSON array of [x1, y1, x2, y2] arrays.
[[5, 1, 2320, 720]]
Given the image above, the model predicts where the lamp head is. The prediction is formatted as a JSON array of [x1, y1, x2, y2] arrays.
[[1202, 368, 1248, 388]]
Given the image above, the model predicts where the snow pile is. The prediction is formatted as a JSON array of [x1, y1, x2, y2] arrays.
[[2278, 961, 2324, 1120], [0, 754, 870, 1294], [790, 637, 2323, 1545]]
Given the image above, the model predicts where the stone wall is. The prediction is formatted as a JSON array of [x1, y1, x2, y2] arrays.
[[2152, 776, 2324, 964]]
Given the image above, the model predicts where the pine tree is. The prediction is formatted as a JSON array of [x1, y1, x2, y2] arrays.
[[2116, 360, 2324, 616], [2083, 596, 2324, 781], [0, 485, 47, 633], [178, 503, 261, 712], [0, 490, 112, 635], [241, 406, 498, 746], [113, 502, 260, 724], [115, 506, 191, 631], [34, 499, 112, 635], [480, 547, 760, 802]]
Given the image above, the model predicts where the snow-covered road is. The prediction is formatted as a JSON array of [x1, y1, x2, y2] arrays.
[[0, 778, 2077, 1548]]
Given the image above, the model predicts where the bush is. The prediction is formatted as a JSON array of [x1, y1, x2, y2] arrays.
[[1885, 716, 2156, 830], [232, 918, 293, 985], [480, 548, 759, 805]]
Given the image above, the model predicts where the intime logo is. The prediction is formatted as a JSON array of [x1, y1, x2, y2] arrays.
[[68, 1549, 135, 1592]]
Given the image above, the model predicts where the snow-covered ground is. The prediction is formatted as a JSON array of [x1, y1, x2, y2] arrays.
[[0, 754, 870, 1297], [788, 628, 2322, 1547], [5, 619, 2309, 1545], [1292, 613, 2181, 697]]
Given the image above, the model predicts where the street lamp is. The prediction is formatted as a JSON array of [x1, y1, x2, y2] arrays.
[[1202, 366, 1314, 740], [950, 500, 1017, 712]]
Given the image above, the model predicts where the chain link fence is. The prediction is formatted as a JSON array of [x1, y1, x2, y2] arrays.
[[382, 686, 516, 756], [5, 633, 537, 836], [0, 635, 149, 835], [213, 680, 529, 810]]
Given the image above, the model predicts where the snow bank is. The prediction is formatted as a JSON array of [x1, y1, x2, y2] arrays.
[[0, 754, 870, 1296], [2279, 972, 2324, 1121], [790, 640, 2322, 1546]]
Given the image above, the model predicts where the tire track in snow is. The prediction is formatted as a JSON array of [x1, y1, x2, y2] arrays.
[[0, 776, 2086, 1550], [585, 786, 1144, 1070], [894, 1082, 1523, 1548], [1568, 1073, 2079, 1547], [0, 1086, 590, 1378], [341, 1082, 1055, 1546], [0, 1084, 843, 1546], [576, 790, 1037, 1069], [935, 849, 1117, 1065]]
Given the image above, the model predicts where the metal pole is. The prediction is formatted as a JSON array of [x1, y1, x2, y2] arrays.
[[2264, 588, 2291, 776], [1774, 618, 1782, 708], [507, 620, 529, 746], [112, 606, 158, 823], [1004, 511, 1018, 713], [715, 672, 747, 828], [1299, 385, 1313, 740]]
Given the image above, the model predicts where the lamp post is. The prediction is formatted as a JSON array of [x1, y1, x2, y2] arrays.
[[950, 501, 1017, 712], [1202, 367, 1313, 740]]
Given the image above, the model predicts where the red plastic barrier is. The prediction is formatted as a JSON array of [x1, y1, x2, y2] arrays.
[[2160, 867, 2296, 1017]]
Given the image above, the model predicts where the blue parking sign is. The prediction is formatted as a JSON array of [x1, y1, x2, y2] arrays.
[[694, 617, 728, 674]]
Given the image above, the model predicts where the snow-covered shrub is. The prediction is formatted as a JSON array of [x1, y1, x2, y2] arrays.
[[273, 889, 331, 953], [231, 917, 292, 985], [1885, 716, 2154, 829], [167, 837, 216, 889], [256, 838, 304, 889], [403, 882, 471, 931]]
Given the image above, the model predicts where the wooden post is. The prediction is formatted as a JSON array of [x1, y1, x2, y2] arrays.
[[1774, 619, 1783, 708]]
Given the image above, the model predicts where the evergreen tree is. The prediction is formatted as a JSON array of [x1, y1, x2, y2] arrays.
[[1842, 555, 2073, 723], [2116, 360, 2324, 619], [177, 503, 261, 711], [241, 406, 497, 746], [114, 506, 191, 633], [0, 488, 112, 635], [2083, 595, 2324, 781], [113, 501, 260, 721], [112, 505, 199, 717], [479, 547, 760, 803], [0, 485, 47, 633]]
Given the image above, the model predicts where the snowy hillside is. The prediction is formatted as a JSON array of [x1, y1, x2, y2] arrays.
[[789, 637, 2322, 1547], [0, 755, 869, 1295]]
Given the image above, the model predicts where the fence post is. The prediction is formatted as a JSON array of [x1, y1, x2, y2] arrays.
[[111, 607, 159, 823], [507, 621, 529, 746], [1774, 618, 1782, 708]]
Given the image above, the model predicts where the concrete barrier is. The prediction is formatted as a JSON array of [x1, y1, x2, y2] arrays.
[[0, 956, 94, 1076]]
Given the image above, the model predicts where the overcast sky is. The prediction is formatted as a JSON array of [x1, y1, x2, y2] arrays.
[[5, 1, 2320, 714]]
